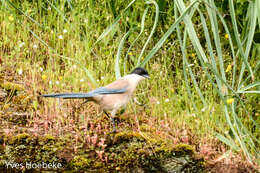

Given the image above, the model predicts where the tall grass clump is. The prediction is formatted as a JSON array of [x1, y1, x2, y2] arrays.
[[98, 0, 259, 162]]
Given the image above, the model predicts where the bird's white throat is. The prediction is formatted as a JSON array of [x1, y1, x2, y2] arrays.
[[124, 74, 145, 84]]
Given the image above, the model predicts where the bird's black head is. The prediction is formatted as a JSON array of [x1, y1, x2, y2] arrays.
[[131, 67, 150, 78]]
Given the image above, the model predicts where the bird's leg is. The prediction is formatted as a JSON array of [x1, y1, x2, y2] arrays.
[[110, 110, 117, 133], [104, 111, 116, 133], [110, 117, 116, 133], [104, 111, 110, 119], [103, 110, 117, 133]]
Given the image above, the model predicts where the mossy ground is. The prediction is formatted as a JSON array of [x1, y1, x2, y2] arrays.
[[0, 131, 205, 172]]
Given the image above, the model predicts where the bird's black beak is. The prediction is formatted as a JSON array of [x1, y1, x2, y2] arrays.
[[144, 75, 150, 79]]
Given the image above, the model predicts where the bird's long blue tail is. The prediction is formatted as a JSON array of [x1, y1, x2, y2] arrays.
[[41, 87, 126, 99]]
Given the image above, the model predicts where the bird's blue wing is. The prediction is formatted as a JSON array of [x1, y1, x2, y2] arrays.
[[87, 87, 127, 95], [41, 87, 127, 99]]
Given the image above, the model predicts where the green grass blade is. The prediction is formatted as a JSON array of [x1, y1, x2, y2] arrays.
[[175, 5, 197, 111], [239, 61, 260, 89], [236, 91, 260, 94], [206, 0, 226, 82], [228, 0, 254, 85], [215, 11, 237, 88], [244, 2, 257, 60], [238, 1, 257, 89], [140, 8, 148, 37], [238, 82, 260, 92], [215, 133, 240, 151], [203, 2, 237, 88], [175, 0, 208, 63], [124, 7, 149, 74], [29, 29, 53, 50], [181, 31, 207, 107], [136, 0, 159, 66], [198, 9, 222, 90], [115, 30, 132, 79], [184, 58, 207, 108], [140, 0, 199, 67], [95, 16, 121, 44], [224, 106, 252, 161], [257, 0, 260, 26], [176, 1, 208, 108], [231, 104, 260, 147], [95, 0, 136, 44]]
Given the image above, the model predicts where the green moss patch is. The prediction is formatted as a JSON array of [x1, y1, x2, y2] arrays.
[[0, 130, 205, 172], [1, 82, 24, 92]]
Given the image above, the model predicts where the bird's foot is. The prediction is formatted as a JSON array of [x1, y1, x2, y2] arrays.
[[111, 128, 117, 133]]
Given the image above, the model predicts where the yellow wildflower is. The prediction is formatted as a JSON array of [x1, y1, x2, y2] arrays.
[[41, 74, 47, 80], [227, 98, 234, 104], [224, 34, 229, 39], [128, 52, 133, 56], [58, 76, 63, 80], [8, 16, 14, 21], [3, 104, 10, 110], [17, 69, 23, 75], [191, 53, 195, 58], [225, 64, 232, 72], [27, 9, 32, 13]]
